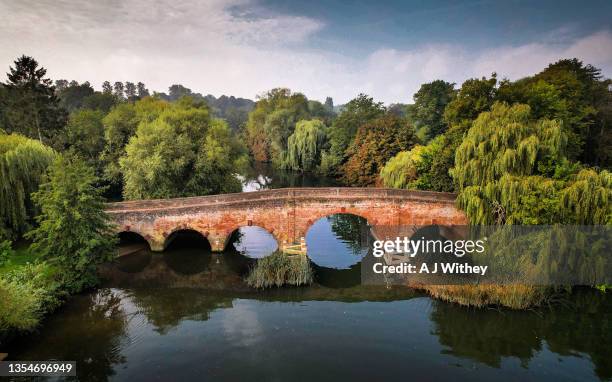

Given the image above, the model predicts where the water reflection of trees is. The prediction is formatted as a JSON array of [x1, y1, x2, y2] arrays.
[[430, 289, 612, 380], [128, 288, 233, 334], [327, 214, 370, 255], [241, 161, 340, 191], [9, 289, 128, 382]]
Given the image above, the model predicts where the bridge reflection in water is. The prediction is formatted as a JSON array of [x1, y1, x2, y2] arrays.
[[110, 211, 374, 286]]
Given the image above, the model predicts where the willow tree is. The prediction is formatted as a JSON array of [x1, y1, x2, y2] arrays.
[[560, 169, 611, 224], [0, 133, 56, 239], [452, 102, 611, 225], [245, 88, 310, 163], [380, 135, 445, 190], [281, 119, 327, 172]]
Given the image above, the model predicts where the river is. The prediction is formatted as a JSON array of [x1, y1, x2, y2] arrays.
[[6, 163, 612, 381]]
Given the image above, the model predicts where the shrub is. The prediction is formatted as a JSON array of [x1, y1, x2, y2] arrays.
[[0, 240, 13, 267], [0, 263, 64, 337]]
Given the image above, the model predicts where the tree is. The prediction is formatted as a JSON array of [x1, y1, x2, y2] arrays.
[[101, 81, 112, 94], [101, 103, 139, 188], [245, 88, 309, 163], [168, 84, 196, 101], [124, 82, 136, 101], [412, 80, 456, 140], [136, 82, 149, 98], [54, 79, 68, 92], [26, 155, 116, 292], [113, 82, 124, 99], [81, 92, 118, 113], [444, 74, 497, 127], [2, 56, 67, 146], [64, 110, 105, 173], [324, 96, 333, 111], [56, 80, 95, 111], [307, 100, 334, 125], [0, 133, 56, 239], [282, 119, 328, 172], [450, 102, 609, 225], [324, 94, 385, 175], [380, 136, 446, 190], [497, 59, 611, 166], [120, 99, 248, 199], [341, 114, 416, 186]]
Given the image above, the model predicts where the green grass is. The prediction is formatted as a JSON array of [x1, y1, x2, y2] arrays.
[[0, 241, 39, 275]]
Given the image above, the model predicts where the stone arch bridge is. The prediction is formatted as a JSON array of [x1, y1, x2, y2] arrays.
[[106, 188, 468, 253]]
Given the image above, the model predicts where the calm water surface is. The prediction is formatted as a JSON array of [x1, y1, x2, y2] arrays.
[[5, 164, 612, 381]]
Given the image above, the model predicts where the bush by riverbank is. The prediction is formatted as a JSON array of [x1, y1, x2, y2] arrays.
[[0, 246, 66, 343], [246, 252, 313, 288]]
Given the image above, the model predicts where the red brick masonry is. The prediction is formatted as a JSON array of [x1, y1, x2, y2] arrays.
[[105, 187, 468, 252]]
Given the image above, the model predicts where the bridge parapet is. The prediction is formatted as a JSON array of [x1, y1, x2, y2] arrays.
[[106, 187, 467, 253]]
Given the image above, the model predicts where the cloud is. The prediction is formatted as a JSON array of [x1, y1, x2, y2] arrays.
[[355, 30, 612, 103], [0, 0, 610, 104]]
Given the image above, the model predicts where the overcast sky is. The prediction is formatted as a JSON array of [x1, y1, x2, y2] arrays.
[[1, 0, 611, 104]]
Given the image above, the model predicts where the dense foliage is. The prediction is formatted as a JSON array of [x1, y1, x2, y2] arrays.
[[341, 114, 416, 186], [453, 103, 610, 225], [0, 56, 66, 147], [281, 119, 327, 171], [0, 133, 56, 239], [380, 136, 445, 190], [412, 80, 456, 141], [245, 88, 310, 163], [26, 155, 117, 292], [322, 94, 386, 175], [120, 98, 248, 199]]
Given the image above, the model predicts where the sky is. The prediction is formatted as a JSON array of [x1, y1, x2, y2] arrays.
[[1, 0, 611, 104]]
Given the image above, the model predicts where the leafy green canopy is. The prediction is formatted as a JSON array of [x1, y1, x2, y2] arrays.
[[101, 97, 168, 189], [120, 98, 248, 199], [0, 133, 56, 239], [497, 59, 612, 167], [26, 155, 116, 293], [64, 109, 106, 174], [412, 80, 456, 141], [281, 119, 327, 172], [452, 102, 610, 225], [323, 94, 386, 175], [341, 114, 416, 186], [245, 88, 310, 163], [380, 136, 447, 190]]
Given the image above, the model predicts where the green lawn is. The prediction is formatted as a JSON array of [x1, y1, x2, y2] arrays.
[[0, 241, 39, 275]]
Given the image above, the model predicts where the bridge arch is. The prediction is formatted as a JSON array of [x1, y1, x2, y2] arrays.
[[303, 210, 371, 238], [304, 212, 372, 269], [163, 227, 212, 251], [116, 230, 156, 256], [224, 225, 279, 258]]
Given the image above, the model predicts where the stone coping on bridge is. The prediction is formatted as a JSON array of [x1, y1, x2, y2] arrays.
[[105, 187, 458, 213]]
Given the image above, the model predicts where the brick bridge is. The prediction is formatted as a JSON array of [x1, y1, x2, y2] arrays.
[[105, 188, 468, 253]]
